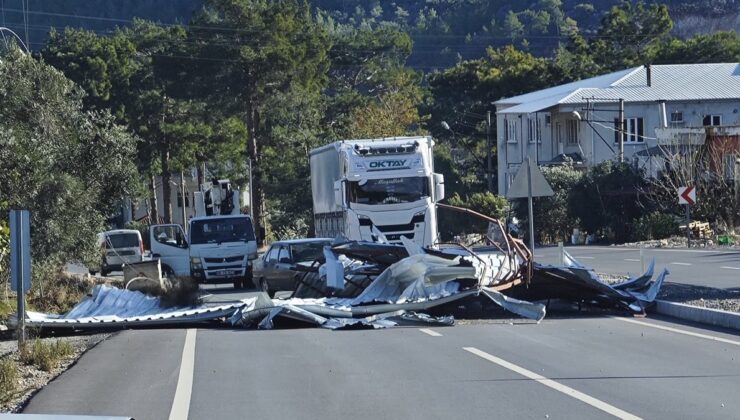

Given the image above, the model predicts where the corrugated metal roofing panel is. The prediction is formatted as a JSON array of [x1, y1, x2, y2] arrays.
[[498, 63, 740, 112], [495, 67, 637, 106]]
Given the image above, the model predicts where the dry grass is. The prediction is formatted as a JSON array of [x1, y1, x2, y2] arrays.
[[0, 358, 18, 404], [20, 339, 74, 372]]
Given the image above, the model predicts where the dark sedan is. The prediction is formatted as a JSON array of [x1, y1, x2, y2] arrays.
[[252, 238, 332, 297]]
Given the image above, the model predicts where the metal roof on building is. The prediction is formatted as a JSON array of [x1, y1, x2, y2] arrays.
[[497, 63, 740, 114]]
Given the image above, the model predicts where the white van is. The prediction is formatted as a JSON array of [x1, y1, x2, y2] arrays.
[[91, 229, 144, 276]]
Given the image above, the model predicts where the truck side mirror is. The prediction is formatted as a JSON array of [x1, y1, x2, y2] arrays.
[[333, 180, 345, 210], [433, 173, 445, 202]]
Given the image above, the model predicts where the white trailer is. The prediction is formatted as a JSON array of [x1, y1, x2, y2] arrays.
[[310, 136, 444, 247]]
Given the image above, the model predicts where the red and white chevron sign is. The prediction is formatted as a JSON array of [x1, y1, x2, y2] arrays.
[[678, 186, 696, 205]]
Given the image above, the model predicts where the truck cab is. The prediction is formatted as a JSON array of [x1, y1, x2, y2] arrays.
[[150, 179, 258, 289], [150, 215, 258, 289], [311, 136, 444, 247]]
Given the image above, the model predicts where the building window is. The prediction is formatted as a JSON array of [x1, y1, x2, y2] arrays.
[[506, 118, 518, 143], [528, 117, 541, 143], [177, 191, 190, 208], [670, 111, 683, 124], [614, 117, 644, 143], [566, 119, 579, 145], [703, 114, 722, 126]]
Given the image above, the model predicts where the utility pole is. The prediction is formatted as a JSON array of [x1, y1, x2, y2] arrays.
[[248, 158, 254, 219], [486, 110, 493, 191], [618, 98, 625, 163], [180, 171, 187, 234]]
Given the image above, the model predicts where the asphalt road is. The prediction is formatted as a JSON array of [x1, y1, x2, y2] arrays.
[[535, 246, 740, 289], [22, 314, 740, 419]]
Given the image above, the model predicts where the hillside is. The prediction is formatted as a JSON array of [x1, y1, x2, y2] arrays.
[[1, 0, 738, 67]]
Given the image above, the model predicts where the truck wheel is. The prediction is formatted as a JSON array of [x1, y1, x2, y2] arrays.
[[100, 268, 109, 277], [162, 265, 175, 279]]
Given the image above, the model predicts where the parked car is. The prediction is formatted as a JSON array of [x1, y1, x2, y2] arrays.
[[252, 238, 332, 297], [90, 229, 145, 276]]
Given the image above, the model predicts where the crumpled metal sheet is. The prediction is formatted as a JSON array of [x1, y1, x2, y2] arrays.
[[525, 251, 668, 314], [25, 285, 244, 328]]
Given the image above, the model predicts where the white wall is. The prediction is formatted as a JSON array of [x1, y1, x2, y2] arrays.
[[497, 99, 740, 195]]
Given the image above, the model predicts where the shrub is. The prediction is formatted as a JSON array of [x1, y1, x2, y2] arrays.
[[20, 339, 75, 372], [568, 161, 647, 243], [0, 358, 18, 403], [514, 165, 583, 244], [440, 192, 509, 240], [633, 212, 679, 241]]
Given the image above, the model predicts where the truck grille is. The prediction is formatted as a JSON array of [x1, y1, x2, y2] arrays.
[[204, 256, 243, 263], [385, 233, 415, 241], [205, 264, 242, 270]]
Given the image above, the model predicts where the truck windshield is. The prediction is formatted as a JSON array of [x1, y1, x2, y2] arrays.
[[348, 176, 429, 205], [190, 217, 255, 245]]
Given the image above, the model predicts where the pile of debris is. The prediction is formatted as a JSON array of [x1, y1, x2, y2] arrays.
[[23, 212, 669, 330]]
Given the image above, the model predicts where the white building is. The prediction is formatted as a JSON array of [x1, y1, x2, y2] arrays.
[[495, 63, 740, 196]]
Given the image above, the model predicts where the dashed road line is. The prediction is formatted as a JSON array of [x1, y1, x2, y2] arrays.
[[612, 317, 740, 347], [720, 266, 740, 271], [419, 328, 442, 337], [624, 258, 640, 262], [463, 347, 642, 420], [572, 256, 595, 259], [169, 328, 196, 420], [670, 262, 692, 266]]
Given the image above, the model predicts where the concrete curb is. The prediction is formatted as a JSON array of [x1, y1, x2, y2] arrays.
[[652, 299, 740, 331]]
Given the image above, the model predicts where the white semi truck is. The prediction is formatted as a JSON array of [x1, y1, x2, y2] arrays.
[[149, 179, 258, 289], [310, 136, 444, 247]]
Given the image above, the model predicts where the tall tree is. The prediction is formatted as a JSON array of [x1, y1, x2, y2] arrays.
[[190, 0, 330, 243], [589, 1, 673, 70], [0, 48, 137, 271]]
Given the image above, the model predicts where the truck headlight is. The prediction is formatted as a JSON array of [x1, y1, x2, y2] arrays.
[[190, 257, 202, 269]]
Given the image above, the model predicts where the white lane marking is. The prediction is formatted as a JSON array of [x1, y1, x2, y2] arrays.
[[419, 328, 442, 337], [572, 256, 595, 259], [670, 262, 692, 266], [463, 347, 642, 420], [570, 246, 731, 254], [720, 266, 740, 270], [169, 328, 196, 420], [624, 258, 640, 262], [613, 317, 740, 347]]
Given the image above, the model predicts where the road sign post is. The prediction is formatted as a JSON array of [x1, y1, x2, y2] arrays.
[[678, 186, 696, 249], [506, 157, 554, 254], [9, 210, 32, 347]]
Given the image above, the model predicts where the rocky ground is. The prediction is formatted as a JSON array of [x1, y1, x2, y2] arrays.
[[618, 235, 738, 249], [0, 333, 110, 413], [599, 273, 740, 314]]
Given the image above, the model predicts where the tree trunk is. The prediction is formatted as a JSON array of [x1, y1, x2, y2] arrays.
[[161, 148, 173, 224], [246, 99, 265, 246], [149, 175, 158, 224], [197, 162, 205, 191]]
